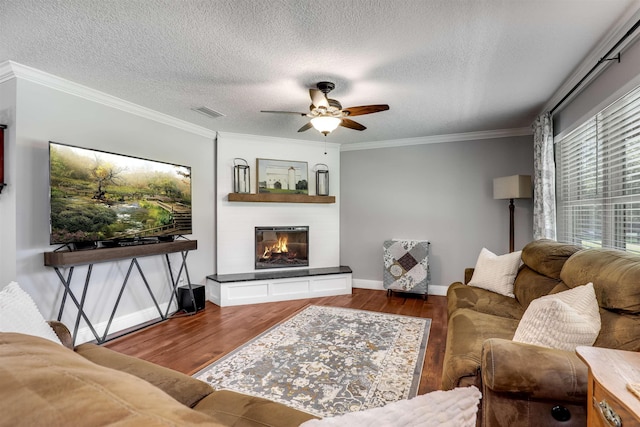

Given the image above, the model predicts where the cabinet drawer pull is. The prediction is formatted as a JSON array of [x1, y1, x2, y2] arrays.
[[595, 398, 622, 427]]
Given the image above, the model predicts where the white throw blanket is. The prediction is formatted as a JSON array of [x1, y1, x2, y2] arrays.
[[300, 386, 481, 427]]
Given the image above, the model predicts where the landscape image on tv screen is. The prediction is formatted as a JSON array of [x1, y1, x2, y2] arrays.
[[49, 142, 192, 245]]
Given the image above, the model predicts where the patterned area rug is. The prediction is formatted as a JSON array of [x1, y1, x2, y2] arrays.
[[194, 305, 431, 417]]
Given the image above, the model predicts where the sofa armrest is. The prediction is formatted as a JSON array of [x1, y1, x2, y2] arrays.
[[47, 320, 73, 349], [194, 390, 319, 426], [481, 338, 588, 403], [75, 343, 214, 407], [464, 268, 474, 284]]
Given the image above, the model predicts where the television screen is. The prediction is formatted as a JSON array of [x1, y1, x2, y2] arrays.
[[49, 141, 192, 245]]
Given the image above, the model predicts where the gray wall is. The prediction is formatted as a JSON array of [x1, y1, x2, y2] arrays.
[[1, 74, 216, 343], [555, 36, 640, 137], [340, 135, 534, 293]]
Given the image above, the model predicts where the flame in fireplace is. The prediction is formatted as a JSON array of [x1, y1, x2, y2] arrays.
[[262, 235, 288, 258]]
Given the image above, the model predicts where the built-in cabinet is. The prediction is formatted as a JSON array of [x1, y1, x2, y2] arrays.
[[207, 266, 352, 306]]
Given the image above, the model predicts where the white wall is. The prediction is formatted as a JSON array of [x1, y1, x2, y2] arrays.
[[216, 133, 340, 274], [0, 78, 17, 285], [340, 135, 534, 295], [4, 73, 215, 343]]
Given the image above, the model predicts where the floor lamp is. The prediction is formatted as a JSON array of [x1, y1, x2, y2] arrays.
[[493, 175, 532, 253]]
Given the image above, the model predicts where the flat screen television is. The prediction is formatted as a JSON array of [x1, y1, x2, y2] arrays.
[[49, 141, 192, 247]]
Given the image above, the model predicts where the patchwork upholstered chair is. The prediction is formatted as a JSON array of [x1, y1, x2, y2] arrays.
[[383, 239, 430, 298]]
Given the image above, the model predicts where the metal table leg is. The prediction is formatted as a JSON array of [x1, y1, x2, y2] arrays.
[[164, 250, 198, 317], [53, 265, 101, 343], [54, 248, 196, 345]]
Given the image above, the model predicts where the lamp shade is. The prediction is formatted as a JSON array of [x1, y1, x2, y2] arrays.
[[493, 175, 532, 200]]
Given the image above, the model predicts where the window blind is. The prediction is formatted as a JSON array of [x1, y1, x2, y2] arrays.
[[556, 85, 640, 253]]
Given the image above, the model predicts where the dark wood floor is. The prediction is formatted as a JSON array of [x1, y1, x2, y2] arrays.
[[104, 288, 448, 394]]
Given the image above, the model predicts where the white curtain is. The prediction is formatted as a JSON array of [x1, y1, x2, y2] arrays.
[[532, 112, 556, 240]]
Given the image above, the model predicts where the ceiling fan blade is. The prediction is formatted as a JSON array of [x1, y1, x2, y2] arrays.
[[309, 89, 329, 108], [340, 118, 366, 131], [261, 110, 307, 116], [343, 104, 390, 116], [298, 122, 313, 132]]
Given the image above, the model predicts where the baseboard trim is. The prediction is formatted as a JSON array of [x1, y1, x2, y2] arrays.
[[428, 285, 448, 296], [352, 279, 384, 290], [352, 279, 448, 296], [73, 280, 449, 342], [74, 303, 175, 344]]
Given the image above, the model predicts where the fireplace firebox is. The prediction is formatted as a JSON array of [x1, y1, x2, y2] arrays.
[[255, 226, 309, 269]]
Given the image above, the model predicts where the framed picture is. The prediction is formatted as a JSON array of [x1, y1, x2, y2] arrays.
[[257, 158, 308, 194]]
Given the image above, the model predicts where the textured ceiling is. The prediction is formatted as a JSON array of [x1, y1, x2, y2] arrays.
[[1, 0, 639, 144]]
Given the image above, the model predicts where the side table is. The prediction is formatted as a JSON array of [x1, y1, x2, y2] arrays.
[[577, 346, 640, 427]]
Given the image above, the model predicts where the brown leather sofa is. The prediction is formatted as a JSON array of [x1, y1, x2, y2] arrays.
[[0, 321, 318, 426], [442, 239, 640, 427]]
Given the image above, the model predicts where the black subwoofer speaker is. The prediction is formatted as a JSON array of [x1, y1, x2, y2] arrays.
[[177, 284, 205, 312]]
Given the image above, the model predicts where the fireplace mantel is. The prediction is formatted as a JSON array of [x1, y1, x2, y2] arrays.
[[228, 193, 335, 204], [217, 134, 340, 276]]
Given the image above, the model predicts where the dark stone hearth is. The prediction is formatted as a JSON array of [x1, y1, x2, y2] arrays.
[[207, 266, 352, 283]]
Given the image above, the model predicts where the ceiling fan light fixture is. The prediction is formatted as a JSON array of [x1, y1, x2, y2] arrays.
[[311, 116, 342, 136], [262, 81, 388, 135]]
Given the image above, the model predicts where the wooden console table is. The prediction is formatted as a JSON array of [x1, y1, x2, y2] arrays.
[[577, 346, 640, 427], [44, 240, 198, 344]]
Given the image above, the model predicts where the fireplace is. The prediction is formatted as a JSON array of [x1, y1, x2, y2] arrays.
[[255, 226, 309, 269]]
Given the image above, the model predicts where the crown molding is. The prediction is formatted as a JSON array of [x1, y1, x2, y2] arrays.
[[217, 131, 341, 151], [0, 60, 533, 151], [340, 127, 532, 152], [0, 60, 217, 139], [0, 60, 16, 84]]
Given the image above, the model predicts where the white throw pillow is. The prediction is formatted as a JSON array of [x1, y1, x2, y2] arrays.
[[512, 282, 601, 351], [467, 248, 521, 298], [300, 386, 481, 427], [0, 282, 62, 345]]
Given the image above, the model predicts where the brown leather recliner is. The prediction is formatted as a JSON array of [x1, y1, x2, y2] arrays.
[[443, 239, 640, 426]]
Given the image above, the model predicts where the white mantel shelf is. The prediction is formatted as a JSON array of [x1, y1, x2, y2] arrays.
[[228, 193, 335, 203], [207, 266, 352, 306]]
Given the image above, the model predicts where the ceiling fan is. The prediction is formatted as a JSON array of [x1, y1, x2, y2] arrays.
[[261, 81, 390, 136]]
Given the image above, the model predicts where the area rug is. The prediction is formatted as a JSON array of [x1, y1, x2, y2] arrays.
[[194, 305, 431, 417]]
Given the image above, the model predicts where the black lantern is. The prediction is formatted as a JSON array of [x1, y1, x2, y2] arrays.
[[314, 163, 329, 196], [233, 158, 250, 193]]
